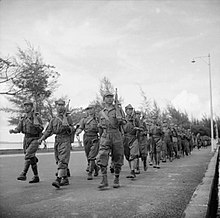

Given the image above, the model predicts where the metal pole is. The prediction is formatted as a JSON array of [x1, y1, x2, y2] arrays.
[[208, 54, 214, 152]]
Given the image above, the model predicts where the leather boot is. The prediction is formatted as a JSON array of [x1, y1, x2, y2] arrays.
[[29, 176, 40, 183], [87, 160, 95, 180], [98, 167, 108, 189], [98, 174, 108, 189], [126, 170, 136, 179], [60, 176, 69, 186], [67, 168, 71, 177], [143, 157, 148, 171], [94, 164, 100, 177], [87, 172, 93, 180], [113, 176, 120, 188], [29, 164, 40, 183], [52, 177, 61, 188], [17, 160, 30, 181]]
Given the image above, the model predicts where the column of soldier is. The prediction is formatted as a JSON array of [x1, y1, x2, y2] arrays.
[[9, 91, 195, 190]]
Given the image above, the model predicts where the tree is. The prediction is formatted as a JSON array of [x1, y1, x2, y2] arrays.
[[166, 104, 190, 128], [0, 43, 60, 125], [139, 87, 151, 116], [90, 76, 123, 112]]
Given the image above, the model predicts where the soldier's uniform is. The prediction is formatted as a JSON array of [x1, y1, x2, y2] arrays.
[[171, 126, 179, 159], [76, 105, 100, 180], [123, 104, 140, 178], [149, 117, 163, 168], [135, 111, 148, 173], [162, 121, 173, 162], [97, 91, 125, 189], [39, 99, 75, 188], [9, 101, 43, 183]]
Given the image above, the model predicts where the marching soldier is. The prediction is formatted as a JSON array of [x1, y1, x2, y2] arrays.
[[96, 91, 125, 189], [123, 104, 140, 179], [135, 111, 148, 173], [162, 120, 173, 162], [149, 116, 163, 169], [38, 99, 75, 189], [9, 100, 43, 183], [75, 104, 100, 180], [171, 124, 179, 159]]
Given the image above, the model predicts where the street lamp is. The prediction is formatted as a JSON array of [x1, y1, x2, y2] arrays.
[[191, 53, 214, 152]]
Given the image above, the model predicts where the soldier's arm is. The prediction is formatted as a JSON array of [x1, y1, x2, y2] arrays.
[[67, 115, 76, 134], [35, 115, 44, 132], [9, 117, 23, 134], [39, 119, 54, 142], [75, 118, 85, 135]]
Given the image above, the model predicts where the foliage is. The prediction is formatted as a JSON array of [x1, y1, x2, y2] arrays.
[[0, 43, 60, 125]]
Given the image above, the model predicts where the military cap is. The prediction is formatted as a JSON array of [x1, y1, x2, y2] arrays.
[[125, 104, 133, 110], [55, 99, 65, 105], [135, 111, 141, 115], [23, 100, 33, 107], [85, 104, 95, 110], [151, 115, 157, 119], [103, 91, 114, 99]]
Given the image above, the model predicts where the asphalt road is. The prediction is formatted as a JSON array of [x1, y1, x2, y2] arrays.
[[0, 148, 213, 218]]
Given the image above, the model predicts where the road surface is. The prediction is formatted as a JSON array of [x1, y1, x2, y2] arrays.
[[0, 148, 213, 218]]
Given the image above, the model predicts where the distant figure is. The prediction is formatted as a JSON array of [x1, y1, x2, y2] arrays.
[[9, 100, 43, 183]]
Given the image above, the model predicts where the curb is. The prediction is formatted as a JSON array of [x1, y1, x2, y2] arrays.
[[181, 147, 219, 218]]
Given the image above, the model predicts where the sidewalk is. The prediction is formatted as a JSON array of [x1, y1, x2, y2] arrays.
[[182, 147, 219, 218]]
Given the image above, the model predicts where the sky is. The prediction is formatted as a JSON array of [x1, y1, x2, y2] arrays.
[[0, 0, 220, 142]]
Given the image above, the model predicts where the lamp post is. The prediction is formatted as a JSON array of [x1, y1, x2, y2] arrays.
[[191, 53, 214, 152]]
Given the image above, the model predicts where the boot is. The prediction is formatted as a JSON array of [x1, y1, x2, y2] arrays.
[[98, 174, 108, 189], [17, 172, 27, 181], [143, 157, 148, 171], [60, 176, 69, 186], [113, 176, 120, 188], [87, 172, 93, 180], [31, 164, 39, 176], [17, 160, 30, 181], [87, 160, 95, 180], [135, 159, 140, 174], [94, 164, 100, 177], [126, 170, 136, 179], [52, 177, 61, 188], [29, 163, 40, 183], [86, 162, 89, 172], [67, 168, 71, 177], [29, 176, 40, 183]]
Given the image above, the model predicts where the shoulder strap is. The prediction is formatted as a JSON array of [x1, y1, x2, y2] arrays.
[[100, 110, 111, 122], [85, 117, 94, 125]]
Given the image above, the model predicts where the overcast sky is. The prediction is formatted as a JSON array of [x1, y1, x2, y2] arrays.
[[0, 0, 220, 142]]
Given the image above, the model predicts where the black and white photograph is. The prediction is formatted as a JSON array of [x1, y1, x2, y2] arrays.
[[0, 0, 220, 217]]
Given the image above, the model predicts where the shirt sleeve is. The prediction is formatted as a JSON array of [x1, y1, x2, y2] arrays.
[[14, 119, 23, 133], [42, 119, 54, 140]]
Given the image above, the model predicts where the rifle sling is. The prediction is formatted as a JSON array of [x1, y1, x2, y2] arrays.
[[100, 110, 114, 128]]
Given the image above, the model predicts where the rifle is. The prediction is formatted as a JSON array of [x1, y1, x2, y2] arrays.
[[33, 103, 40, 126], [114, 88, 125, 136], [62, 99, 70, 126]]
